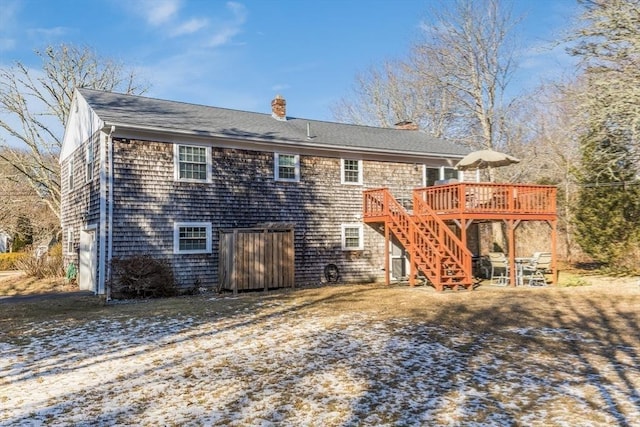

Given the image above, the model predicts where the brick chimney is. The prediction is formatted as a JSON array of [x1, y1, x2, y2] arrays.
[[394, 120, 418, 130], [271, 95, 286, 121]]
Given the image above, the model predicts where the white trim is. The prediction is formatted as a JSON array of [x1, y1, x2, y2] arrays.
[[341, 223, 364, 251], [274, 153, 300, 182], [173, 144, 212, 183], [341, 159, 363, 185], [173, 222, 212, 254]]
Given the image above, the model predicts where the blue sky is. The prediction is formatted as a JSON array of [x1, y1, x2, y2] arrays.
[[0, 0, 580, 124]]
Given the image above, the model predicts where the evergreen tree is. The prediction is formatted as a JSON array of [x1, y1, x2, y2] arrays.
[[570, 0, 640, 269]]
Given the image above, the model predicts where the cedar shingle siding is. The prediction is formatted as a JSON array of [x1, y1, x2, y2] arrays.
[[108, 138, 423, 289], [61, 133, 100, 270]]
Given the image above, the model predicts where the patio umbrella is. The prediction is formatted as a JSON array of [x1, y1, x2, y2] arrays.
[[455, 149, 520, 171]]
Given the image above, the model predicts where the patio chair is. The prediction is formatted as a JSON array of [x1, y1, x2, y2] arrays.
[[488, 252, 509, 285], [522, 252, 551, 286]]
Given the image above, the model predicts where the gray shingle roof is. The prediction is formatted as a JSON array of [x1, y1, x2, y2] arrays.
[[78, 88, 469, 158]]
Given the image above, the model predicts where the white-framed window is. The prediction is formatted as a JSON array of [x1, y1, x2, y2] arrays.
[[341, 224, 364, 251], [173, 222, 212, 254], [174, 144, 212, 182], [86, 139, 95, 183], [66, 227, 74, 254], [68, 157, 74, 190], [341, 159, 363, 185], [425, 166, 459, 186], [274, 153, 300, 182]]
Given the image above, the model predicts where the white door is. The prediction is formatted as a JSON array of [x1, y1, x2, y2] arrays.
[[390, 239, 408, 280], [79, 229, 96, 291]]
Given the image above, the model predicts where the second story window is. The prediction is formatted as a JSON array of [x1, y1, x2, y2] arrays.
[[68, 157, 74, 190], [425, 166, 459, 186], [341, 159, 362, 185], [175, 145, 211, 182], [86, 140, 94, 183], [274, 153, 300, 182]]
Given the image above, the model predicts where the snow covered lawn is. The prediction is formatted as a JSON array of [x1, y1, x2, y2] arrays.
[[1, 281, 639, 426]]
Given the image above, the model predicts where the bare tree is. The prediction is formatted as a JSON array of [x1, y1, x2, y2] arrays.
[[568, 0, 640, 172], [332, 58, 461, 139], [333, 0, 519, 176], [0, 44, 148, 220], [413, 0, 518, 151], [0, 149, 59, 244]]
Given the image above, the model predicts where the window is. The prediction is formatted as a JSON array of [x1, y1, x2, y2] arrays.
[[274, 153, 300, 182], [174, 145, 211, 182], [341, 159, 362, 185], [86, 140, 94, 182], [425, 166, 459, 186], [341, 224, 364, 250], [66, 228, 74, 254], [443, 167, 458, 180], [68, 157, 74, 190], [173, 222, 212, 254], [425, 167, 439, 186]]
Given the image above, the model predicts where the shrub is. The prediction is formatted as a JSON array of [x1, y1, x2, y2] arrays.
[[14, 243, 64, 278], [0, 252, 28, 270], [109, 255, 176, 299]]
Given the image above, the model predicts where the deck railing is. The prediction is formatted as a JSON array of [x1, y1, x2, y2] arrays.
[[412, 183, 557, 216]]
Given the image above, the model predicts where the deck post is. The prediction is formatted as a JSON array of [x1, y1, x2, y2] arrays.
[[385, 221, 390, 285], [551, 219, 558, 285], [507, 220, 516, 287]]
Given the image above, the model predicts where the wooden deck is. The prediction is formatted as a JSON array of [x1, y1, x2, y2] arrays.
[[363, 183, 558, 290]]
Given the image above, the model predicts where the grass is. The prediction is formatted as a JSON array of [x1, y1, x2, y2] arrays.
[[1, 270, 639, 425], [0, 272, 77, 296]]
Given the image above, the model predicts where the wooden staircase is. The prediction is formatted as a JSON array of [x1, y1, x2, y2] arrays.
[[364, 188, 473, 291]]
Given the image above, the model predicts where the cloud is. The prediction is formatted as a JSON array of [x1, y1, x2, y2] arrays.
[[142, 0, 180, 26], [170, 18, 209, 37], [271, 84, 291, 92], [27, 27, 70, 39], [207, 2, 247, 47]]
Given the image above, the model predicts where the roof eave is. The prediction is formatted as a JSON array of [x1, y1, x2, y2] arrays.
[[102, 121, 467, 161]]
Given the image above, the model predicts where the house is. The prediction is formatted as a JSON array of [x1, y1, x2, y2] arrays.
[[60, 89, 473, 295]]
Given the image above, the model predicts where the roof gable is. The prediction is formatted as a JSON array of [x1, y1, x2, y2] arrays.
[[60, 91, 103, 163]]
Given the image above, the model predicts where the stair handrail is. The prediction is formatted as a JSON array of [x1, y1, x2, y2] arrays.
[[381, 189, 443, 283], [413, 191, 473, 280]]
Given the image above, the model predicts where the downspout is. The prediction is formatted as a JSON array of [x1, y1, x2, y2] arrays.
[[106, 126, 115, 301], [97, 125, 115, 297]]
